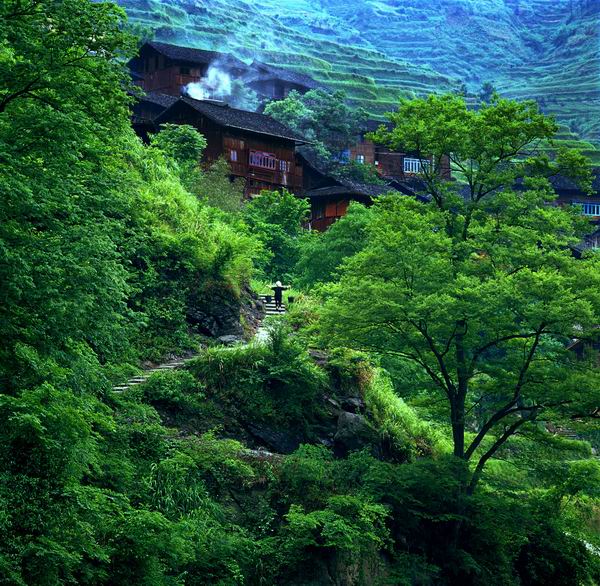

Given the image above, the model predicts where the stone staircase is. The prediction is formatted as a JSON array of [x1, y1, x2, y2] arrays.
[[255, 294, 287, 343], [259, 294, 287, 316], [112, 355, 197, 394], [113, 294, 287, 392]]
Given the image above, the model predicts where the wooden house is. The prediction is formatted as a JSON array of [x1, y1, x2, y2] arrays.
[[246, 61, 321, 101], [298, 147, 426, 231], [551, 169, 600, 254], [350, 120, 451, 181], [154, 97, 305, 196], [131, 92, 177, 142], [128, 41, 320, 102], [129, 42, 247, 97], [550, 169, 600, 215]]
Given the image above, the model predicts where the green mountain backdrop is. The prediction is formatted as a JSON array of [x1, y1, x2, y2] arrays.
[[120, 0, 600, 160]]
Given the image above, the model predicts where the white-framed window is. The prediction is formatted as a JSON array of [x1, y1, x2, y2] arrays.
[[230, 149, 238, 162], [576, 202, 600, 216], [403, 157, 430, 174], [279, 159, 290, 172], [356, 154, 365, 164], [249, 150, 277, 170]]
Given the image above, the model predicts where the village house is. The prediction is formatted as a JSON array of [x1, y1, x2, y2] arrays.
[[552, 169, 600, 254], [349, 120, 452, 181], [513, 169, 600, 254], [245, 60, 321, 101], [128, 41, 320, 102], [154, 96, 305, 197], [129, 41, 247, 97], [298, 146, 429, 231]]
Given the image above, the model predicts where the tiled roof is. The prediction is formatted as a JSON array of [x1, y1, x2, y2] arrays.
[[157, 97, 306, 142], [145, 41, 246, 70], [305, 180, 396, 199], [548, 169, 600, 194], [250, 60, 321, 90], [141, 92, 178, 109]]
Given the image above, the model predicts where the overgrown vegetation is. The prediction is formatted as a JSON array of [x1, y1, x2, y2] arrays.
[[1, 1, 599, 584]]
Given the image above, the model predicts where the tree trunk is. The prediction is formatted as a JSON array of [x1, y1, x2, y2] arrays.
[[450, 395, 466, 459]]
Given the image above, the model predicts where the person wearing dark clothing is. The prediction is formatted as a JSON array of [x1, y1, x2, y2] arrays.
[[271, 281, 289, 311]]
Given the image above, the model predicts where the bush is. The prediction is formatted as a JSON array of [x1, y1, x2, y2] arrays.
[[364, 369, 447, 460], [243, 190, 310, 281], [143, 370, 205, 413], [189, 322, 326, 427]]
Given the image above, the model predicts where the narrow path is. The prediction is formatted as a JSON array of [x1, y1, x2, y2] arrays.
[[112, 355, 198, 393], [112, 294, 287, 393], [255, 294, 287, 343]]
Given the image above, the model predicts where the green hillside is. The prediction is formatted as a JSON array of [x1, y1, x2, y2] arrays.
[[119, 0, 600, 156]]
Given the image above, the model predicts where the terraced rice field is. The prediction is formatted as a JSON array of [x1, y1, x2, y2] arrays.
[[120, 0, 600, 160]]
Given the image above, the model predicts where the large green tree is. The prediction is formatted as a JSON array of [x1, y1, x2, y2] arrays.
[[264, 89, 366, 160], [0, 0, 138, 391], [324, 95, 600, 494]]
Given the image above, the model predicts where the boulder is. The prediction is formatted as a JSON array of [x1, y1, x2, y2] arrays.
[[218, 334, 242, 345], [246, 423, 302, 454], [340, 396, 365, 414], [334, 411, 378, 456]]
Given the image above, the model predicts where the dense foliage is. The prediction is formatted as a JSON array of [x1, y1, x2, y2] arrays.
[[265, 89, 366, 160], [1, 1, 599, 584]]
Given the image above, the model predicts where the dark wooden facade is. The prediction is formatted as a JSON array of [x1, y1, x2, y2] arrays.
[[550, 170, 600, 218], [129, 42, 320, 102], [129, 42, 247, 97], [349, 121, 451, 181], [298, 147, 407, 231], [246, 61, 321, 101], [154, 98, 304, 197]]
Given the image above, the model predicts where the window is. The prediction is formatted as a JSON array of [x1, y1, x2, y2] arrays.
[[180, 66, 191, 75], [279, 160, 290, 172], [249, 150, 277, 170], [403, 157, 431, 174], [356, 154, 365, 164], [576, 202, 600, 216], [312, 201, 325, 220], [230, 150, 238, 162]]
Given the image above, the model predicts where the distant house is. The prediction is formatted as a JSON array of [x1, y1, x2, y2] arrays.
[[129, 41, 247, 97], [298, 147, 427, 231], [512, 169, 600, 254], [128, 41, 320, 102], [350, 120, 452, 181], [550, 169, 600, 255], [154, 97, 306, 197], [550, 169, 600, 213], [245, 61, 321, 101]]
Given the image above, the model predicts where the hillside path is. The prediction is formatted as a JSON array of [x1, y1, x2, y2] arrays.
[[112, 294, 286, 393]]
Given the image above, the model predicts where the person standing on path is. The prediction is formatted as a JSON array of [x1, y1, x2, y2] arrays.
[[271, 281, 289, 311]]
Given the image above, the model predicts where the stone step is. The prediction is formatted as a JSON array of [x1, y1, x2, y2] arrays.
[[112, 353, 197, 393]]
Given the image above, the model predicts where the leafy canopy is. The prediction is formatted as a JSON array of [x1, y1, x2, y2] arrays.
[[325, 95, 600, 494]]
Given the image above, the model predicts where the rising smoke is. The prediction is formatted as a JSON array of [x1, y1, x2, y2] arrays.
[[185, 63, 232, 101], [183, 60, 261, 112]]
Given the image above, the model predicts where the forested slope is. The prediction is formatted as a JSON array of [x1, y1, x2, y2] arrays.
[[2, 1, 600, 584]]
